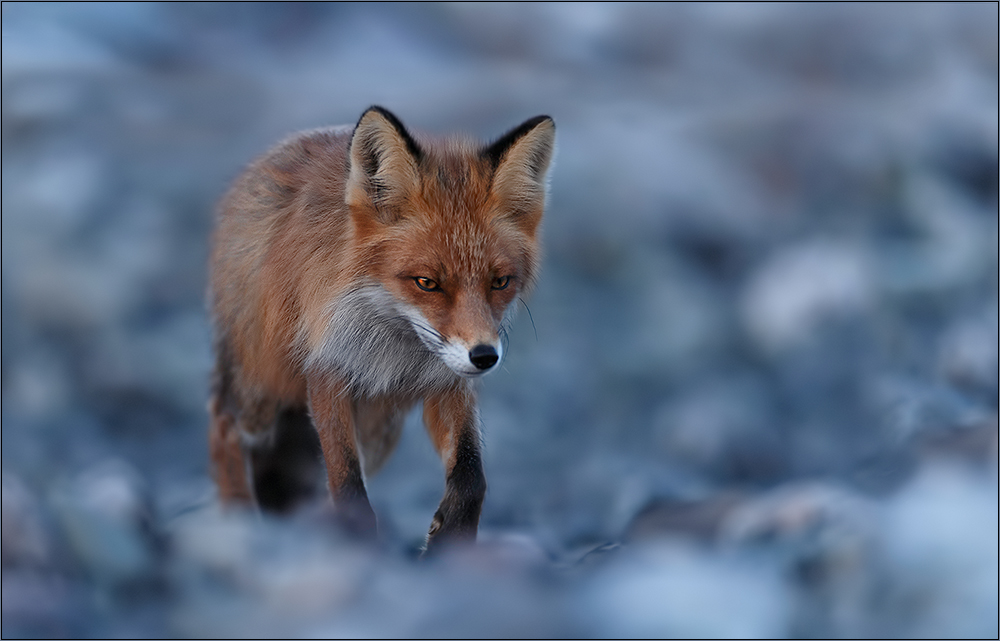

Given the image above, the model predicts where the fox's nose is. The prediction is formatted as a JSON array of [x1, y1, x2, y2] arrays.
[[469, 344, 499, 370]]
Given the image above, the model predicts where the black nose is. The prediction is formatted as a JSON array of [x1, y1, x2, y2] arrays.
[[469, 344, 498, 370]]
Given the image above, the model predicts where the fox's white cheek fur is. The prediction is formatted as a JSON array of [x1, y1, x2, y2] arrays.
[[309, 285, 456, 396], [400, 305, 503, 377]]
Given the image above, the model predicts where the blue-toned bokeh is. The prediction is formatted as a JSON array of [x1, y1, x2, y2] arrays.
[[2, 3, 997, 637]]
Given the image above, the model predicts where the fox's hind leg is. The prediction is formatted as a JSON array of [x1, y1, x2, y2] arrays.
[[209, 340, 316, 511], [208, 343, 254, 505], [208, 393, 253, 505], [209, 390, 283, 508]]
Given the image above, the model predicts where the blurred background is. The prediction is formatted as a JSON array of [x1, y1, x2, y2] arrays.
[[2, 2, 997, 637]]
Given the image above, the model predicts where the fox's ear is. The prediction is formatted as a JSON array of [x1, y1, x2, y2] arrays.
[[482, 115, 556, 222], [346, 106, 423, 221]]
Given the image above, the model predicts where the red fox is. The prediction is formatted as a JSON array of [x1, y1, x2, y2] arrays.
[[208, 106, 555, 551]]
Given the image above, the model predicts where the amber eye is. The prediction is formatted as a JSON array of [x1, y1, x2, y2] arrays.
[[492, 275, 511, 290], [414, 277, 441, 292]]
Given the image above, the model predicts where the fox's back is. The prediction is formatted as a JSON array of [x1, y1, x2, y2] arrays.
[[209, 126, 354, 403]]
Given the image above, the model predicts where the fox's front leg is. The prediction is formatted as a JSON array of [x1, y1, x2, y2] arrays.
[[307, 374, 377, 537], [422, 384, 487, 553]]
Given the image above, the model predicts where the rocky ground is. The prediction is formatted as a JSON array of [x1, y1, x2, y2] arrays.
[[2, 3, 997, 637]]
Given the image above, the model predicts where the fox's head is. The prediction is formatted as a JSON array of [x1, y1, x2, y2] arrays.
[[344, 106, 555, 379]]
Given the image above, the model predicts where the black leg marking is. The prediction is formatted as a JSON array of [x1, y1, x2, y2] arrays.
[[424, 428, 486, 554]]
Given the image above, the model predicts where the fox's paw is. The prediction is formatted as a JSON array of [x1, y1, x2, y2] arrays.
[[421, 510, 479, 558]]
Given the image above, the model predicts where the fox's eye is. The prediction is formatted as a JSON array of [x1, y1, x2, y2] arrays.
[[414, 277, 441, 292], [492, 275, 511, 290]]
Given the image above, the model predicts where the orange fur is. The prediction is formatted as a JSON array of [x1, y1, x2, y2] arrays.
[[208, 107, 555, 550]]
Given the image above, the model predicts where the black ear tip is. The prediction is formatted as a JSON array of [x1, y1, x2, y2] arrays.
[[520, 115, 555, 132], [481, 114, 556, 169], [353, 106, 423, 161], [357, 105, 395, 126]]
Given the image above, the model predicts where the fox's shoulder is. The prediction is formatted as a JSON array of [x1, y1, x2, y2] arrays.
[[270, 124, 354, 155], [256, 124, 354, 176], [220, 124, 355, 221]]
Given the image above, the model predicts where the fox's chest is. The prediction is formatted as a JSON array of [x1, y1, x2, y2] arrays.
[[306, 285, 457, 397]]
